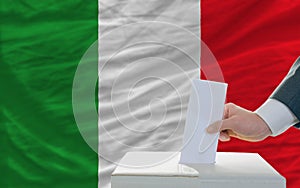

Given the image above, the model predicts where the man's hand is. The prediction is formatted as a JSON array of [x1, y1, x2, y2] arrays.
[[206, 103, 272, 142]]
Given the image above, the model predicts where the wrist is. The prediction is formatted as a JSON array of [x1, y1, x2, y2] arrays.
[[254, 113, 272, 138]]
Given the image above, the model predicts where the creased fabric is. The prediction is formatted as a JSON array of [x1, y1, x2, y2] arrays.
[[2, 1, 300, 188], [98, 1, 200, 188], [0, 1, 98, 188], [202, 1, 300, 188]]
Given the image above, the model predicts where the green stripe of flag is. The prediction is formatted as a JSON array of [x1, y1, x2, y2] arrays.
[[0, 1, 98, 188]]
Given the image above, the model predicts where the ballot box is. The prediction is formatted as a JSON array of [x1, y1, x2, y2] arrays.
[[111, 152, 285, 188]]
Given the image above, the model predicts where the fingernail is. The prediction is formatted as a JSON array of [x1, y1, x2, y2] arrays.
[[206, 126, 215, 133], [219, 134, 226, 141], [219, 134, 230, 142]]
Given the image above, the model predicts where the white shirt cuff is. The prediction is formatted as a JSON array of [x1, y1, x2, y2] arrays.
[[255, 99, 299, 136]]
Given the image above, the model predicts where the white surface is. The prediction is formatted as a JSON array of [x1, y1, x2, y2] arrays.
[[179, 80, 227, 164], [98, 1, 200, 188], [255, 99, 299, 136], [113, 152, 198, 177], [112, 152, 286, 188]]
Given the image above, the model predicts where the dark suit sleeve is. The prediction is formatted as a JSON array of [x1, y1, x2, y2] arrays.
[[270, 57, 300, 128]]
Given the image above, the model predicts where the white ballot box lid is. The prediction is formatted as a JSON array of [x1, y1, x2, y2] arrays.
[[112, 152, 286, 188]]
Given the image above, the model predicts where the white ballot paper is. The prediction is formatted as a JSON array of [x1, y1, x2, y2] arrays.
[[180, 79, 227, 164]]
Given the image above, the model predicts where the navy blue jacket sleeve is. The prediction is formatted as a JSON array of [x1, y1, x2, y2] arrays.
[[270, 57, 300, 128]]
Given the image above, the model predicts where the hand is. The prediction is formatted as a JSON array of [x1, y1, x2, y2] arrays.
[[206, 103, 272, 142]]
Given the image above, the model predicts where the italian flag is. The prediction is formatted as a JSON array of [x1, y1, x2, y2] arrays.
[[1, 1, 300, 188]]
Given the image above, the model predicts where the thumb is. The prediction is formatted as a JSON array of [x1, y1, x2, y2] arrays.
[[207, 118, 236, 134], [206, 120, 222, 133]]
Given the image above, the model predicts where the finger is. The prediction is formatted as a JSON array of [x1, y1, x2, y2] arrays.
[[206, 120, 222, 133], [223, 103, 231, 119], [207, 103, 237, 134], [219, 131, 230, 142], [226, 129, 238, 137], [218, 118, 238, 132], [225, 129, 258, 142], [224, 102, 242, 118], [207, 117, 237, 134]]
